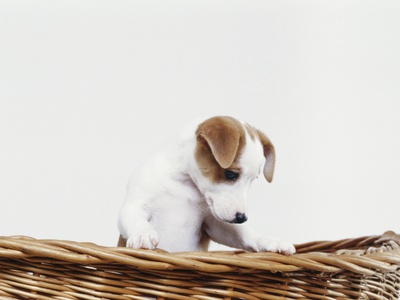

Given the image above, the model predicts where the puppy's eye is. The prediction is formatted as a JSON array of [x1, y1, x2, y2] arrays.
[[224, 170, 239, 182]]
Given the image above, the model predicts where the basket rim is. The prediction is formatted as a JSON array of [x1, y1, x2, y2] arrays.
[[1, 230, 399, 276]]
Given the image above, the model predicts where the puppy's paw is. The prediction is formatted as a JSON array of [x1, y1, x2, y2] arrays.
[[251, 236, 296, 255], [126, 230, 159, 250]]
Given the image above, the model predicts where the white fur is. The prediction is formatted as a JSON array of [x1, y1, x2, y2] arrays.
[[118, 118, 295, 254]]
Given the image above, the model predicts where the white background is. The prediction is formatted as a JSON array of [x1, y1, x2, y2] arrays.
[[1, 1, 399, 249]]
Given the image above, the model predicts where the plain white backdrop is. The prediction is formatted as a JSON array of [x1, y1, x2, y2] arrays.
[[1, 1, 399, 250]]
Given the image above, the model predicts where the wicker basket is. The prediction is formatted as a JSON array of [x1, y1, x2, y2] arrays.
[[0, 231, 399, 299]]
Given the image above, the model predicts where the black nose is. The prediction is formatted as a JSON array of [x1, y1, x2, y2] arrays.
[[233, 212, 247, 224]]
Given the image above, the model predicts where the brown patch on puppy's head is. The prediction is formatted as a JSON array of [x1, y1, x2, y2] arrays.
[[195, 116, 246, 183]]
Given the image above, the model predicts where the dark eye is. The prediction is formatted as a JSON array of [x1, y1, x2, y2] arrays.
[[225, 170, 239, 182]]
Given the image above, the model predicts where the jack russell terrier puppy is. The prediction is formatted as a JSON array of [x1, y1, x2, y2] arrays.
[[118, 116, 295, 254]]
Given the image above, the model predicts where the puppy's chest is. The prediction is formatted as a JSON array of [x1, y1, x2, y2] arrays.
[[152, 196, 207, 227], [150, 194, 208, 252], [149, 184, 208, 230]]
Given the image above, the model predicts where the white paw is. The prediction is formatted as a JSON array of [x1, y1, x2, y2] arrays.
[[126, 230, 159, 250], [251, 236, 296, 255]]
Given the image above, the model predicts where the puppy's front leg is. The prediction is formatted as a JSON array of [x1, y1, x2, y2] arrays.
[[204, 216, 295, 254], [118, 201, 159, 249]]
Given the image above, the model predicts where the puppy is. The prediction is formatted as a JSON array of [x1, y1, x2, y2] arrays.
[[118, 116, 295, 254]]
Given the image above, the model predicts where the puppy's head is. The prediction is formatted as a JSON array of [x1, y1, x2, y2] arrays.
[[194, 116, 275, 224]]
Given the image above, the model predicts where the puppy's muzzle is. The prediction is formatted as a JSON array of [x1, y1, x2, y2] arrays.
[[231, 212, 248, 224]]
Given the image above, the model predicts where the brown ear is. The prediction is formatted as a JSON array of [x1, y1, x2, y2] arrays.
[[256, 130, 276, 183], [197, 117, 242, 169]]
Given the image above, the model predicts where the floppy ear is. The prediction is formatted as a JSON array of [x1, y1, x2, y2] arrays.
[[197, 117, 242, 169], [257, 130, 276, 183]]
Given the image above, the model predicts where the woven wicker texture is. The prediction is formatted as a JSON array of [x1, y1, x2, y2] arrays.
[[0, 231, 399, 299]]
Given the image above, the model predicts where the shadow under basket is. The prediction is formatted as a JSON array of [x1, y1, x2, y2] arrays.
[[0, 231, 399, 299]]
